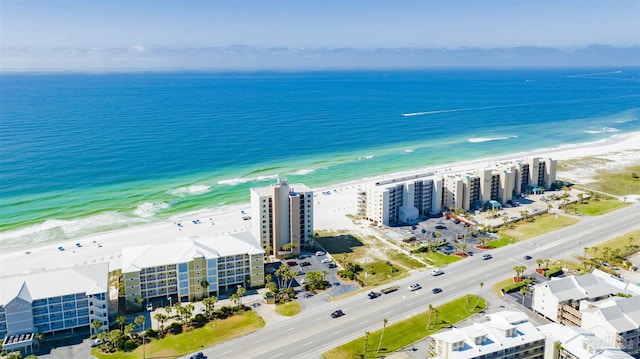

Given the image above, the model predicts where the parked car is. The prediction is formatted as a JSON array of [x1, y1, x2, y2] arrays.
[[300, 261, 312, 267], [368, 291, 382, 299], [431, 269, 444, 276], [435, 225, 447, 230], [146, 302, 153, 311], [331, 309, 345, 318], [90, 339, 103, 347], [286, 261, 298, 266], [315, 251, 326, 256], [432, 287, 443, 294], [408, 283, 422, 291], [482, 253, 493, 260], [321, 258, 332, 264], [327, 263, 337, 268]]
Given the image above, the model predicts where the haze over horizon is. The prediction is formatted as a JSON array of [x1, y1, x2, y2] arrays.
[[1, 0, 639, 71]]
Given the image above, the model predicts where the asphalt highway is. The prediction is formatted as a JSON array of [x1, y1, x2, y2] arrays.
[[199, 203, 640, 359]]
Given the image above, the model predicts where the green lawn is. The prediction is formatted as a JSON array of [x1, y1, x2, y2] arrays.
[[414, 251, 462, 267], [275, 300, 302, 316], [322, 295, 487, 359], [92, 311, 265, 359], [572, 199, 629, 216], [589, 163, 640, 196], [500, 213, 578, 241], [386, 249, 427, 269]]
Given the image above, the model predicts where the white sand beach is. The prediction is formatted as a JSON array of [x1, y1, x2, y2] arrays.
[[2, 132, 640, 277]]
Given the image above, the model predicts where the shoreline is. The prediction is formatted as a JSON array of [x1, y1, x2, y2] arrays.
[[1, 132, 640, 276]]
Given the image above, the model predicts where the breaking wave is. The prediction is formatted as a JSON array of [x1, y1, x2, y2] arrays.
[[168, 184, 211, 197], [133, 202, 170, 218], [468, 135, 518, 143]]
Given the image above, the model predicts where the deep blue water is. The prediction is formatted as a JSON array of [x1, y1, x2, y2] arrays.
[[1, 69, 639, 247]]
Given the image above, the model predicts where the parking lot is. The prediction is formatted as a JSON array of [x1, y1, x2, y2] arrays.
[[266, 251, 360, 309]]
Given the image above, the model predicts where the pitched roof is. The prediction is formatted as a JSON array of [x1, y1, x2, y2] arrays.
[[122, 231, 264, 273], [0, 262, 109, 306]]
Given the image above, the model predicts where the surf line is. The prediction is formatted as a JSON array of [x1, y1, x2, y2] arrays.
[[401, 94, 640, 117]]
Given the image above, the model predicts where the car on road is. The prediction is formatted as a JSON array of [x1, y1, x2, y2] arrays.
[[58, 246, 65, 251], [315, 251, 326, 256], [482, 253, 493, 260], [321, 258, 332, 264], [368, 291, 381, 299], [408, 283, 422, 291], [432, 287, 443, 294], [435, 225, 447, 230], [300, 261, 311, 267], [146, 302, 153, 311], [331, 310, 345, 318], [190, 352, 206, 359], [524, 255, 532, 260], [286, 261, 298, 266], [431, 269, 444, 276]]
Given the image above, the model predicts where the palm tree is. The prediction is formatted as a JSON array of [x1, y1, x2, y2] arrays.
[[183, 303, 194, 324], [200, 279, 210, 299], [502, 216, 509, 230], [520, 286, 529, 306], [34, 332, 44, 350], [376, 318, 388, 355], [173, 302, 183, 322], [134, 315, 146, 334], [91, 319, 103, 335], [203, 296, 218, 318], [230, 293, 240, 309], [237, 286, 247, 308], [363, 331, 371, 357], [164, 305, 173, 318], [154, 313, 167, 332], [115, 312, 126, 331], [544, 258, 551, 270], [124, 323, 136, 338], [513, 265, 526, 280], [475, 282, 484, 308]]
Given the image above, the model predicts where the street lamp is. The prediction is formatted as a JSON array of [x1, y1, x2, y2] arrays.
[[167, 295, 172, 308]]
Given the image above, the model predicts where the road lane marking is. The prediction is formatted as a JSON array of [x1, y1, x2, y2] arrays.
[[313, 317, 322, 322], [221, 350, 232, 355]]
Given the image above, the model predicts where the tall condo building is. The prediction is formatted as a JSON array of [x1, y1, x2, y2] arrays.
[[358, 157, 557, 226], [250, 178, 314, 257]]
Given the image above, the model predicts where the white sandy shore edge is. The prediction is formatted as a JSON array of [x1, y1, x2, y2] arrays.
[[2, 132, 640, 276]]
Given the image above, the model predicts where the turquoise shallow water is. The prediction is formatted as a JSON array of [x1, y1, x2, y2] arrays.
[[1, 69, 639, 248]]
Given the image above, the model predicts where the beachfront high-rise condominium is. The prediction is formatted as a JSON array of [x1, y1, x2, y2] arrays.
[[121, 233, 264, 307], [0, 263, 109, 355], [250, 178, 313, 257], [427, 310, 545, 359], [358, 157, 557, 226], [359, 172, 442, 225]]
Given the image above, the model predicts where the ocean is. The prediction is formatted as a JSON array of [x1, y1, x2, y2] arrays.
[[1, 69, 639, 249]]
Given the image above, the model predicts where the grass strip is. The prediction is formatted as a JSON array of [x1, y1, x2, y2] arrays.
[[322, 295, 486, 359]]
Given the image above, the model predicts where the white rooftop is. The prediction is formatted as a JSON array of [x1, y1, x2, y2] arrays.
[[543, 269, 639, 302], [538, 323, 633, 359], [0, 262, 109, 306], [430, 310, 545, 359], [121, 231, 264, 274], [250, 181, 312, 197]]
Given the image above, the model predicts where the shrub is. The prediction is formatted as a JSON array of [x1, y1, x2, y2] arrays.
[[123, 339, 138, 351], [545, 268, 563, 278], [168, 322, 182, 334], [193, 314, 207, 327], [502, 279, 531, 294], [145, 328, 158, 338]]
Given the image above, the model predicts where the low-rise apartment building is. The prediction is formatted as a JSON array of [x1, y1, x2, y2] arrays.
[[428, 311, 545, 359], [0, 262, 109, 355], [580, 296, 640, 354], [538, 323, 633, 359], [121, 232, 264, 306], [531, 269, 640, 326]]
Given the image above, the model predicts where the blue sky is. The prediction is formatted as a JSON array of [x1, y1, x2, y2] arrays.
[[1, 0, 639, 70]]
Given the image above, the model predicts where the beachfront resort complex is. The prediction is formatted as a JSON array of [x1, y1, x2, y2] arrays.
[[358, 157, 557, 226]]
